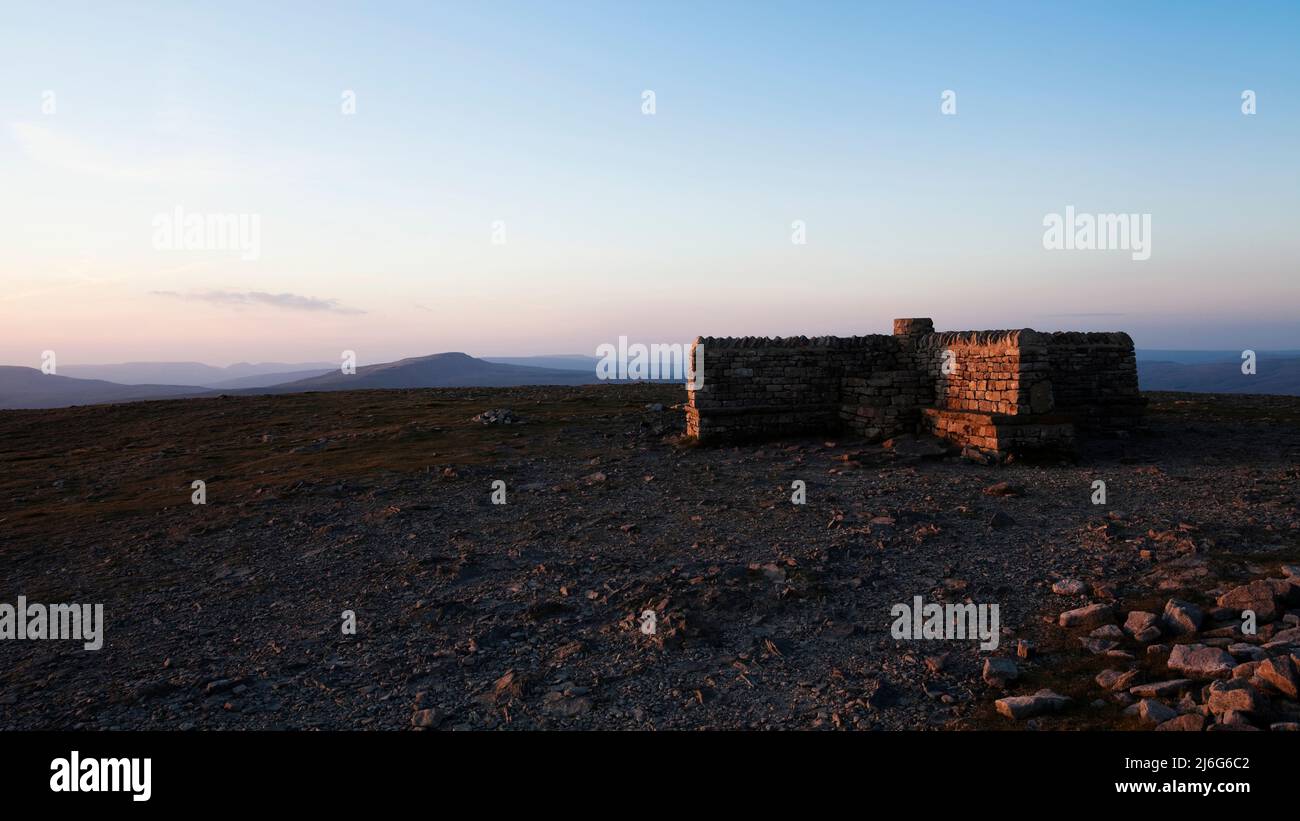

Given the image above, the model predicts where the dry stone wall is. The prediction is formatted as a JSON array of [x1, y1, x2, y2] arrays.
[[686, 317, 1144, 457]]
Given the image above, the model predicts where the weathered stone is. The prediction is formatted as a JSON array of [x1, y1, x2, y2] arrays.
[[1155, 713, 1205, 732], [1059, 603, 1115, 629], [1130, 679, 1193, 698], [410, 708, 442, 728], [1256, 656, 1299, 698], [995, 689, 1071, 720], [1162, 599, 1204, 636], [1112, 669, 1142, 691], [1080, 637, 1120, 654], [1127, 698, 1177, 725], [983, 481, 1024, 497], [1232, 661, 1260, 680], [1052, 578, 1087, 595], [1217, 580, 1278, 622], [1095, 669, 1123, 690], [1213, 710, 1260, 730], [1090, 623, 1123, 640], [1124, 610, 1161, 643], [1167, 644, 1236, 679], [1228, 643, 1266, 661], [1270, 626, 1300, 646], [988, 511, 1016, 528], [982, 657, 1019, 688], [1206, 680, 1266, 715]]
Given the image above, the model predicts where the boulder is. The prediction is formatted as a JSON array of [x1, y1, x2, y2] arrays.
[[1217, 580, 1278, 622], [1052, 578, 1087, 595], [1167, 644, 1236, 679], [1130, 679, 1193, 698], [1124, 610, 1162, 643], [1256, 656, 1299, 699], [1059, 603, 1115, 630], [1162, 599, 1204, 636], [995, 689, 1071, 720], [982, 657, 1019, 688], [1206, 680, 1266, 715], [1155, 713, 1205, 731], [1126, 698, 1177, 725]]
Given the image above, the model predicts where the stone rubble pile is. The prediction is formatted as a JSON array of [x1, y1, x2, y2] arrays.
[[996, 565, 1300, 730]]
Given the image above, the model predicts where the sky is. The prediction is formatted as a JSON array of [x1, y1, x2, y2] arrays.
[[2, 0, 1298, 366]]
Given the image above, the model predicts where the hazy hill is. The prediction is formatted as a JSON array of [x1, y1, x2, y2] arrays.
[[204, 368, 335, 390], [60, 361, 336, 387], [1138, 356, 1300, 396], [0, 367, 208, 410], [483, 355, 599, 372], [251, 352, 599, 392]]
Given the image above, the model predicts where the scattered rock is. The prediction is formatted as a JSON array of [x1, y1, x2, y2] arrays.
[[1124, 610, 1162, 643], [1080, 637, 1120, 655], [1206, 680, 1265, 715], [1059, 603, 1115, 629], [542, 691, 593, 717], [1167, 644, 1236, 679], [1095, 669, 1124, 689], [410, 708, 442, 728], [1052, 579, 1087, 596], [995, 689, 1071, 720], [1130, 679, 1193, 698], [471, 408, 519, 425], [1126, 698, 1178, 725], [1256, 656, 1299, 698], [983, 482, 1025, 497], [1155, 713, 1205, 732], [982, 658, 1019, 688], [1162, 599, 1204, 636], [1217, 581, 1278, 622], [988, 511, 1016, 528]]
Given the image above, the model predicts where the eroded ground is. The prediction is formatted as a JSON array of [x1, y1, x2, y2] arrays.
[[1, 387, 1298, 730]]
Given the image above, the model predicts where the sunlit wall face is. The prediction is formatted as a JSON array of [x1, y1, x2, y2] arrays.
[[2, 1, 1298, 366]]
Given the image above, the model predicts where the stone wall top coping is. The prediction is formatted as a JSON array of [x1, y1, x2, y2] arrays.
[[917, 329, 1043, 348], [693, 334, 893, 349], [1043, 330, 1135, 345]]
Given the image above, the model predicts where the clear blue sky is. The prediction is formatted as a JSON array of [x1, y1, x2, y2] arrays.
[[2, 1, 1297, 364]]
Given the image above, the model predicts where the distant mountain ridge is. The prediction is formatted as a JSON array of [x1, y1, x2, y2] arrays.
[[0, 367, 210, 410], [7, 350, 1300, 410], [1138, 356, 1300, 396], [0, 353, 599, 409], [60, 361, 336, 387], [252, 352, 597, 393]]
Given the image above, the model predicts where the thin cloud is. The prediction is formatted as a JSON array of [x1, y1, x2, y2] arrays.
[[152, 290, 364, 315], [1043, 312, 1129, 318], [10, 122, 228, 183]]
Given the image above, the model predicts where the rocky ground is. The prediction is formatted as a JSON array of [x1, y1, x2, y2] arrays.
[[1, 386, 1298, 730]]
